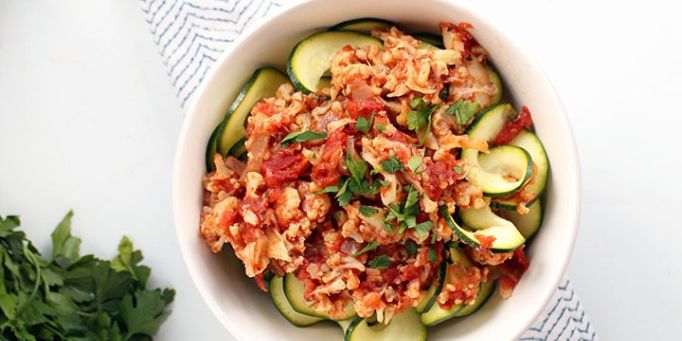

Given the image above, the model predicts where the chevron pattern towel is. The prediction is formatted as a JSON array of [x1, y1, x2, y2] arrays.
[[140, 1, 597, 340]]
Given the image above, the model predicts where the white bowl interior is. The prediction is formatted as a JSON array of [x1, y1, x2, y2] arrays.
[[173, 0, 580, 340]]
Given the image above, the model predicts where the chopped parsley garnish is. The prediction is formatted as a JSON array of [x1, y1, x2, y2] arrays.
[[335, 178, 353, 206], [407, 98, 437, 143], [408, 155, 422, 173], [385, 185, 420, 233], [368, 255, 391, 269], [381, 156, 403, 173], [429, 246, 438, 262], [359, 206, 379, 217], [405, 241, 418, 257], [280, 129, 328, 146], [315, 185, 338, 194], [414, 221, 434, 239], [354, 241, 379, 256], [346, 153, 368, 184], [446, 99, 480, 126], [375, 124, 387, 133], [453, 166, 464, 175], [355, 112, 375, 134]]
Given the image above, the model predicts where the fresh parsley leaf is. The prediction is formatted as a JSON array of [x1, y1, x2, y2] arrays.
[[380, 156, 403, 173], [355, 112, 375, 134], [51, 210, 81, 265], [120, 289, 175, 337], [335, 178, 352, 206], [404, 186, 419, 214], [429, 246, 438, 262], [0, 213, 175, 340], [315, 185, 338, 194], [408, 156, 422, 173], [346, 154, 368, 184], [368, 255, 391, 269], [354, 241, 379, 256], [414, 221, 434, 239], [280, 130, 327, 146], [405, 241, 418, 257], [375, 124, 387, 133], [359, 206, 378, 217], [446, 100, 480, 126], [407, 98, 436, 142], [453, 166, 464, 175]]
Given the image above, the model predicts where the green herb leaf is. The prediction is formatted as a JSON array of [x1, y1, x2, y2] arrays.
[[0, 213, 175, 340], [51, 210, 81, 265], [408, 156, 422, 173], [376, 124, 387, 133], [315, 185, 338, 194], [346, 154, 368, 184], [407, 98, 436, 143], [335, 178, 352, 207], [446, 100, 480, 126], [453, 166, 464, 175], [368, 255, 391, 269], [354, 241, 380, 256], [280, 130, 327, 146], [380, 156, 403, 173], [359, 206, 379, 217], [405, 241, 418, 257], [355, 112, 375, 134], [414, 221, 434, 239], [429, 246, 438, 262]]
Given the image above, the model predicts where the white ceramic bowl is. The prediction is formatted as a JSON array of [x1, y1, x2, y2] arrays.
[[173, 0, 581, 340]]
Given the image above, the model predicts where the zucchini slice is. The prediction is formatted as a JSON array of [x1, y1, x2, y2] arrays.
[[413, 32, 444, 49], [337, 319, 352, 334], [492, 130, 549, 209], [419, 247, 471, 326], [346, 309, 427, 341], [462, 104, 534, 197], [227, 136, 247, 158], [444, 207, 525, 253], [205, 123, 222, 171], [499, 200, 543, 239], [283, 273, 356, 320], [415, 260, 446, 313], [486, 65, 503, 106], [287, 31, 382, 93], [217, 67, 290, 156], [330, 18, 394, 34], [452, 280, 496, 318], [270, 276, 323, 327]]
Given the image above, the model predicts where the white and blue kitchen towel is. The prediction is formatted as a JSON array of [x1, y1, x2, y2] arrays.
[[139, 1, 597, 340]]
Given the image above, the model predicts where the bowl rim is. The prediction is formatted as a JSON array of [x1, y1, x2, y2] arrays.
[[172, 1, 581, 340]]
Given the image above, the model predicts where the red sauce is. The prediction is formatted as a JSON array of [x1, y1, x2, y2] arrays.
[[240, 196, 269, 227], [212, 178, 242, 196], [493, 106, 534, 145], [218, 209, 239, 228], [261, 148, 310, 187], [255, 273, 268, 292], [346, 97, 383, 120], [474, 234, 496, 250], [311, 130, 347, 187], [423, 159, 457, 200], [498, 246, 530, 296]]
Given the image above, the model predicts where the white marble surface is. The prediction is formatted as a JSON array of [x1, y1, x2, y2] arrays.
[[0, 0, 680, 340]]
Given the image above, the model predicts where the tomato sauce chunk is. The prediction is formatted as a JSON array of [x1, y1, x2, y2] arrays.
[[493, 106, 534, 145]]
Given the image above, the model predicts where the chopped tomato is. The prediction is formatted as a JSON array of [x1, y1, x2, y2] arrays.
[[493, 106, 534, 145], [498, 246, 530, 298], [346, 97, 383, 120], [311, 130, 347, 187], [474, 234, 496, 250], [252, 101, 274, 116], [255, 273, 268, 292], [240, 196, 269, 227], [261, 148, 310, 187], [423, 160, 457, 200], [400, 263, 422, 281], [218, 209, 239, 228]]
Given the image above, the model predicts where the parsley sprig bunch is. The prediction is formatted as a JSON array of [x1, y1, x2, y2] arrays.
[[0, 212, 174, 341]]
